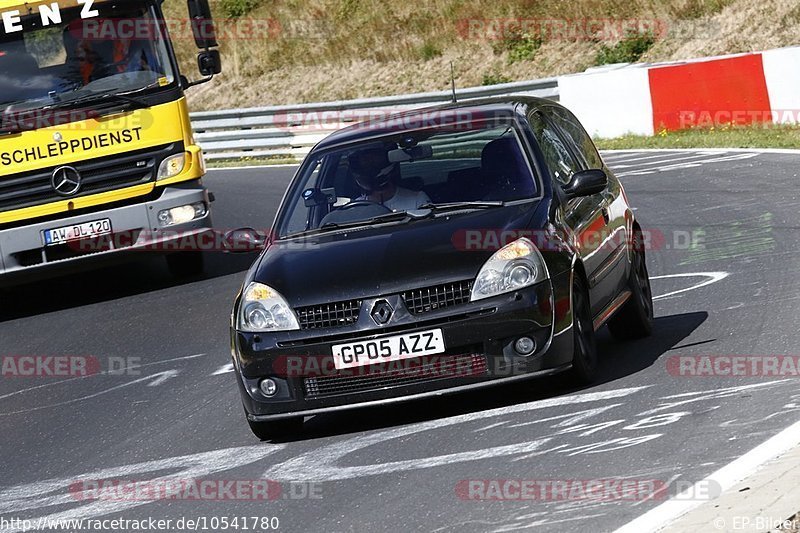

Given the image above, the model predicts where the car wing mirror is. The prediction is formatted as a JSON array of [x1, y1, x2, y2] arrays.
[[224, 228, 267, 253], [562, 169, 608, 199]]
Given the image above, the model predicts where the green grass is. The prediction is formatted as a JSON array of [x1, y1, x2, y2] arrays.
[[596, 124, 800, 150], [491, 29, 543, 64], [482, 72, 512, 85], [595, 30, 656, 65], [219, 0, 261, 18], [418, 42, 443, 61]]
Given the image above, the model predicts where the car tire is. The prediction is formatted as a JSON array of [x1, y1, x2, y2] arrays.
[[247, 417, 303, 441], [166, 251, 205, 278], [608, 233, 653, 341], [569, 274, 598, 385]]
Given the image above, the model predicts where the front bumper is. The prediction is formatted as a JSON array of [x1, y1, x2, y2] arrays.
[[0, 182, 213, 284], [232, 281, 575, 421]]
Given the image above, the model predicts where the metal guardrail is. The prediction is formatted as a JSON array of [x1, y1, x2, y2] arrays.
[[190, 77, 559, 161]]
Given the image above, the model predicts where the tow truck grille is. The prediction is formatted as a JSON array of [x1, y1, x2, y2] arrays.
[[303, 353, 487, 399], [0, 143, 180, 213], [295, 300, 362, 329], [402, 280, 474, 315]]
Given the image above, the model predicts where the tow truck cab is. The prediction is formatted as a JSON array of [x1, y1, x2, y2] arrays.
[[0, 0, 221, 282]]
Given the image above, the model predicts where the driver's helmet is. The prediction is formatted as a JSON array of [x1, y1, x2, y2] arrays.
[[348, 146, 398, 192]]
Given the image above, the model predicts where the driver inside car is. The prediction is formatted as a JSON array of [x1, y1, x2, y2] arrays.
[[350, 147, 431, 212]]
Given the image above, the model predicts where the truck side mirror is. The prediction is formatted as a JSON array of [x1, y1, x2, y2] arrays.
[[187, 0, 218, 49], [198, 50, 222, 76]]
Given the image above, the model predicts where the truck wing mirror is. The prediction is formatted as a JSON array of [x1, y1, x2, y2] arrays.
[[187, 0, 218, 49], [198, 50, 222, 76]]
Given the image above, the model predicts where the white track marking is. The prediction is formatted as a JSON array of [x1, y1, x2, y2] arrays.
[[601, 147, 800, 155], [145, 369, 179, 387], [212, 363, 235, 375], [616, 153, 758, 176], [614, 416, 800, 533], [650, 272, 729, 300], [638, 381, 791, 416], [0, 445, 285, 532], [0, 353, 205, 403], [610, 152, 716, 167], [265, 386, 648, 482], [0, 371, 184, 416]]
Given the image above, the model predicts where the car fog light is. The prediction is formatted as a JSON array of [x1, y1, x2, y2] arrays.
[[157, 202, 207, 227], [514, 336, 536, 356], [259, 378, 278, 397]]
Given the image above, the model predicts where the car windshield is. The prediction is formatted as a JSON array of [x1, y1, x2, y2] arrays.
[[0, 0, 175, 113], [278, 120, 540, 238]]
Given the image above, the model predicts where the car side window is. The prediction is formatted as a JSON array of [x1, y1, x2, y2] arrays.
[[528, 110, 580, 186], [548, 106, 603, 170]]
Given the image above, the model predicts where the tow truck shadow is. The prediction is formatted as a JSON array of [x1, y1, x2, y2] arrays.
[[0, 251, 259, 322], [285, 311, 709, 443]]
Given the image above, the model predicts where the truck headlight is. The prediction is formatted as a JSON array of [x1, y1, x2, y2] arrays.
[[238, 282, 300, 332], [471, 238, 549, 301], [157, 153, 187, 180]]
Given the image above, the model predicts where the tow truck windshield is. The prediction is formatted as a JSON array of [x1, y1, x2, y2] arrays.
[[0, 0, 176, 114]]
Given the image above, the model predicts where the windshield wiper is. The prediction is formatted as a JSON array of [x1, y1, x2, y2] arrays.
[[321, 209, 433, 230], [47, 91, 149, 112], [286, 209, 433, 238], [419, 201, 505, 212]]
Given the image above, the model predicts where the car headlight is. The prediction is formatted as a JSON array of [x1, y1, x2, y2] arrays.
[[471, 238, 549, 301], [157, 153, 187, 180], [237, 282, 300, 332]]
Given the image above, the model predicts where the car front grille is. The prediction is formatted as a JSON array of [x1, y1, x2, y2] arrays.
[[303, 353, 487, 399], [0, 143, 180, 213], [295, 300, 362, 330], [402, 280, 474, 315]]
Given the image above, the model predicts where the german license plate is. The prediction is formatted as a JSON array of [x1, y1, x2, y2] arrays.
[[43, 218, 112, 246], [332, 328, 446, 370]]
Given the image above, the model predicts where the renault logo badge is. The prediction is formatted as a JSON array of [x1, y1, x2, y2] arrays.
[[370, 300, 394, 325], [51, 166, 82, 196]]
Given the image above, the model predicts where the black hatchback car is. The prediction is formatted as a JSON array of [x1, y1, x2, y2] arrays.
[[230, 96, 653, 440]]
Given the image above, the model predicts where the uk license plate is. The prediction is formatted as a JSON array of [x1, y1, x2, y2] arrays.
[[332, 329, 446, 370]]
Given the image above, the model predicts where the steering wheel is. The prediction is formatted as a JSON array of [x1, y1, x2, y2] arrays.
[[338, 200, 392, 212], [319, 200, 392, 227]]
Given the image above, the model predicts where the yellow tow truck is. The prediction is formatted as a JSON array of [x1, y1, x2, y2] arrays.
[[0, 0, 221, 281]]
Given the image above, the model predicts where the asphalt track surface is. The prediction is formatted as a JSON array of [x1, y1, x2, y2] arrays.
[[1, 149, 799, 532]]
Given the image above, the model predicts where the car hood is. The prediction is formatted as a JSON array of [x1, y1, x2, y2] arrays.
[[252, 202, 546, 307]]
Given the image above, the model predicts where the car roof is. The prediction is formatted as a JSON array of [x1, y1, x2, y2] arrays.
[[313, 95, 557, 151]]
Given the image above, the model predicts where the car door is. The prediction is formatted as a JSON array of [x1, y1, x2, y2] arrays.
[[527, 107, 621, 317], [547, 105, 631, 311]]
